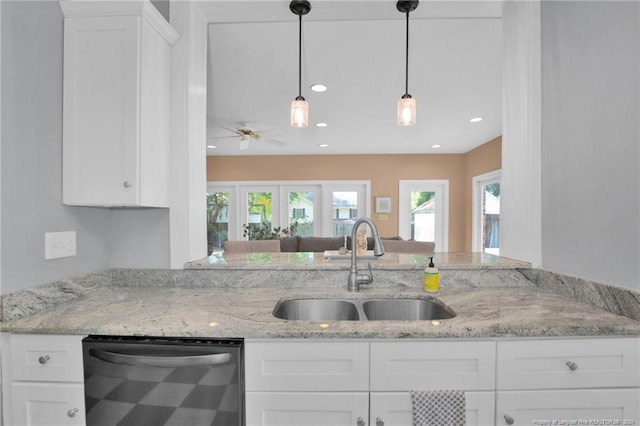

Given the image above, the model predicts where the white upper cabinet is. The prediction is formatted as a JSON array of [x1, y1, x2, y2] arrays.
[[61, 1, 178, 207]]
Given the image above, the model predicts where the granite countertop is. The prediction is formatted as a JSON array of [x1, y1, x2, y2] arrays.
[[2, 258, 640, 339], [185, 251, 531, 270]]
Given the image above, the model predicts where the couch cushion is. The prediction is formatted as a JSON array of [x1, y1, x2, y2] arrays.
[[298, 237, 344, 252], [279, 236, 300, 252], [381, 239, 435, 255], [346, 236, 403, 250], [222, 239, 281, 253]]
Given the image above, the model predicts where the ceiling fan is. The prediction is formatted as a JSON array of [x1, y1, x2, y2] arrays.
[[209, 123, 286, 150]]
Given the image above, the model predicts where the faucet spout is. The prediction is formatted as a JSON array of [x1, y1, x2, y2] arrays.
[[347, 217, 385, 292]]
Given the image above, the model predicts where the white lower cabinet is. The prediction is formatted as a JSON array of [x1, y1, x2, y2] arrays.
[[11, 383, 86, 426], [496, 389, 640, 426], [245, 339, 496, 426], [3, 334, 86, 426], [496, 337, 640, 426]]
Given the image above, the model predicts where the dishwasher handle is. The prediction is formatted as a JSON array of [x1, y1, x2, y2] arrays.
[[89, 348, 231, 368]]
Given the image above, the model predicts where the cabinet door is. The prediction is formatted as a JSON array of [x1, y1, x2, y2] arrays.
[[246, 392, 369, 426], [497, 337, 640, 390], [246, 341, 369, 391], [11, 382, 85, 426], [63, 16, 142, 206], [370, 341, 496, 391], [369, 391, 494, 426], [496, 389, 640, 426], [61, 3, 175, 208]]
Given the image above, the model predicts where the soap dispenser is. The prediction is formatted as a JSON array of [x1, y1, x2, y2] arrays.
[[423, 256, 439, 292]]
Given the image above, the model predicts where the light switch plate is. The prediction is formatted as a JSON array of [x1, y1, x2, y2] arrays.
[[45, 231, 77, 260]]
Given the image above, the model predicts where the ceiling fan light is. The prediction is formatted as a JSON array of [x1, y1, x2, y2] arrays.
[[290, 96, 309, 128], [397, 95, 416, 126]]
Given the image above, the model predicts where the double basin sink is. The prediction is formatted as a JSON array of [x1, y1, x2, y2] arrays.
[[273, 297, 456, 321]]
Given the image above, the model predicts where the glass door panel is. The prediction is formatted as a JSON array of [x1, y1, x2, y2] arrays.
[[332, 191, 358, 237], [481, 183, 500, 255], [207, 191, 229, 254], [245, 191, 273, 239], [288, 191, 315, 237], [411, 191, 435, 242]]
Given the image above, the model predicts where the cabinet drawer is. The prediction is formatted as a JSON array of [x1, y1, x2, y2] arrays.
[[246, 392, 369, 426], [370, 341, 496, 391], [497, 337, 640, 390], [245, 341, 369, 391], [370, 391, 495, 426], [10, 334, 84, 382], [496, 389, 640, 425]]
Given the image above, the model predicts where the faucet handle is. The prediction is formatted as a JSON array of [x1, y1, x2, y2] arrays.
[[356, 262, 374, 286]]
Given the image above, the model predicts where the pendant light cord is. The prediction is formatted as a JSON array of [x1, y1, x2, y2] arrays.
[[298, 13, 303, 98], [404, 10, 409, 96]]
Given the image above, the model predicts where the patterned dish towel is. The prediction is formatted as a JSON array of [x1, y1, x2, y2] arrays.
[[410, 390, 466, 426]]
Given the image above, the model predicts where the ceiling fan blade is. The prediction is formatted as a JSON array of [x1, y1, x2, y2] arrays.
[[263, 138, 287, 146], [217, 124, 241, 134], [209, 135, 239, 139]]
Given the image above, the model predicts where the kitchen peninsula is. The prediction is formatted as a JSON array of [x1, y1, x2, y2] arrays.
[[2, 252, 640, 425]]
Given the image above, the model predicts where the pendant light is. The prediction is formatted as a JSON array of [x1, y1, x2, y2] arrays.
[[397, 0, 419, 126], [290, 0, 311, 128]]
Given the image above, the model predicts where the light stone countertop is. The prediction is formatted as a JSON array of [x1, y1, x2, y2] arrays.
[[186, 251, 531, 270], [2, 262, 640, 339]]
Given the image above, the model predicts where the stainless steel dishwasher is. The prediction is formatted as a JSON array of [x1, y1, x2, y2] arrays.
[[82, 335, 244, 426]]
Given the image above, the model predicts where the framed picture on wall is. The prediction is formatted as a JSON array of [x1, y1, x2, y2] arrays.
[[375, 197, 392, 213]]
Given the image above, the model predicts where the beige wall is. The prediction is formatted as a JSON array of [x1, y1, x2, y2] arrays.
[[207, 136, 501, 251]]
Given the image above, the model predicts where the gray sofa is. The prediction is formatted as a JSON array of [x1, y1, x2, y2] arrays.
[[278, 236, 435, 255]]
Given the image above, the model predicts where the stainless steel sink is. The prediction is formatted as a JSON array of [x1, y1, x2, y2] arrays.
[[273, 297, 455, 321], [272, 299, 360, 321], [362, 299, 455, 321]]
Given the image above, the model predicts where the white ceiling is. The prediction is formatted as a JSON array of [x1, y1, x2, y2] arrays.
[[201, 1, 503, 156]]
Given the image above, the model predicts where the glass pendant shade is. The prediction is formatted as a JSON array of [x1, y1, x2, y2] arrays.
[[290, 96, 309, 128], [397, 95, 416, 126]]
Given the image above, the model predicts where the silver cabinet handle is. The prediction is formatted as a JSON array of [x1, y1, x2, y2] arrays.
[[356, 417, 366, 426], [566, 360, 578, 371], [67, 408, 78, 418], [504, 414, 515, 425], [89, 348, 231, 368], [123, 181, 132, 188], [38, 355, 50, 365], [376, 417, 385, 426]]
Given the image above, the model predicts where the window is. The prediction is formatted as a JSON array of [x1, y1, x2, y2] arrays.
[[207, 181, 370, 242], [207, 191, 229, 254], [472, 170, 501, 255], [398, 180, 449, 251]]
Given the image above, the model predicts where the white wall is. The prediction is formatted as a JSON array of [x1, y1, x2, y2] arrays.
[[500, 0, 543, 267], [540, 1, 640, 290], [0, 1, 171, 295]]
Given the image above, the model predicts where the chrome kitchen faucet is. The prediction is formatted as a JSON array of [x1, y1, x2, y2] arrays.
[[348, 217, 385, 292]]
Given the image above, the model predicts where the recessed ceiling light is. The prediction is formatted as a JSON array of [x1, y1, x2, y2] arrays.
[[431, 144, 441, 149], [310, 83, 328, 93], [469, 117, 483, 123], [318, 143, 329, 148], [207, 145, 217, 149], [315, 122, 328, 127]]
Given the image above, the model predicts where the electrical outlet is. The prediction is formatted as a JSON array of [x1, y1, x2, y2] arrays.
[[45, 231, 77, 260]]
